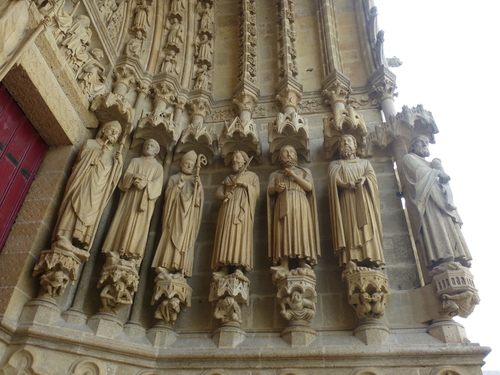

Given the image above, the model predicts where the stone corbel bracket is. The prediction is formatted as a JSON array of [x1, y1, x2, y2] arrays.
[[342, 262, 391, 320], [366, 104, 438, 156], [97, 261, 139, 314], [151, 272, 192, 325], [32, 242, 90, 299], [430, 262, 480, 319], [209, 273, 250, 306]]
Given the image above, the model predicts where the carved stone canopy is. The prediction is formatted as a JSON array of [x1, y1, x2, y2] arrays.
[[366, 104, 438, 156], [174, 122, 218, 165], [322, 107, 367, 160], [219, 117, 261, 165], [268, 113, 310, 164]]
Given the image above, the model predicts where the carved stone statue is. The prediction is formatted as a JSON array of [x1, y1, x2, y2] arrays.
[[165, 18, 184, 47], [0, 0, 30, 70], [211, 151, 259, 275], [280, 290, 316, 323], [77, 48, 106, 99], [154, 296, 181, 324], [195, 34, 212, 65], [52, 121, 123, 251], [125, 32, 145, 59], [214, 296, 242, 325], [152, 151, 205, 277], [100, 280, 133, 314], [60, 15, 92, 72], [194, 64, 210, 90], [100, 0, 118, 24], [161, 50, 179, 74], [267, 145, 320, 270], [131, 0, 151, 36], [170, 0, 185, 14], [328, 134, 384, 268], [198, 2, 213, 32], [102, 139, 163, 265], [39, 0, 72, 43], [399, 135, 472, 268]]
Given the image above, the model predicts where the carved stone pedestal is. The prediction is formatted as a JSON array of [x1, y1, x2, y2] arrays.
[[209, 272, 249, 330], [61, 308, 88, 325], [32, 242, 90, 299], [431, 262, 479, 319], [212, 326, 247, 348], [354, 319, 390, 345], [272, 267, 317, 344], [152, 271, 192, 326], [123, 322, 146, 338], [87, 312, 124, 338], [147, 324, 178, 348], [343, 263, 390, 320], [20, 297, 61, 325], [281, 325, 317, 347], [427, 318, 468, 344]]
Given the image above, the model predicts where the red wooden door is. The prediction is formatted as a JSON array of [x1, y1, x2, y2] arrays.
[[0, 83, 47, 251]]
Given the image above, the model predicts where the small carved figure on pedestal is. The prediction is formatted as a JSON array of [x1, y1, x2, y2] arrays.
[[126, 31, 146, 60], [195, 34, 212, 66], [198, 2, 213, 33], [280, 290, 316, 324], [77, 48, 106, 99], [131, 0, 151, 37], [194, 64, 211, 90], [165, 18, 184, 50], [214, 296, 242, 325], [161, 50, 179, 74], [60, 15, 92, 73]]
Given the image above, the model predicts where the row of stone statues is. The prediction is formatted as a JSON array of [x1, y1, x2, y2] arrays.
[[33, 121, 473, 328]]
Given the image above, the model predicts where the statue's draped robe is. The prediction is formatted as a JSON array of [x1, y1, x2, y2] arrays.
[[267, 167, 320, 265], [103, 156, 163, 262], [152, 173, 203, 277], [53, 139, 122, 250], [328, 158, 384, 267], [399, 153, 471, 267], [211, 171, 259, 272]]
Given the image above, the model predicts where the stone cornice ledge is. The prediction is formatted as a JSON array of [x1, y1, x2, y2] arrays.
[[9, 323, 491, 370]]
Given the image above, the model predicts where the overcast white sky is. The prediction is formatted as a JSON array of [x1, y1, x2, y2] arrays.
[[376, 0, 500, 371]]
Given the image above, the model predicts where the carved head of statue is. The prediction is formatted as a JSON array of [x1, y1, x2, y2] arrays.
[[90, 48, 104, 61], [232, 150, 249, 173], [99, 121, 122, 145], [278, 145, 298, 168], [143, 139, 160, 157], [291, 290, 302, 303], [76, 15, 91, 29], [181, 150, 197, 175], [339, 134, 357, 159], [410, 135, 430, 158]]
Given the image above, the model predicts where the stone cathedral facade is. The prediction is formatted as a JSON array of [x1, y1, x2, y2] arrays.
[[0, 0, 490, 374]]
